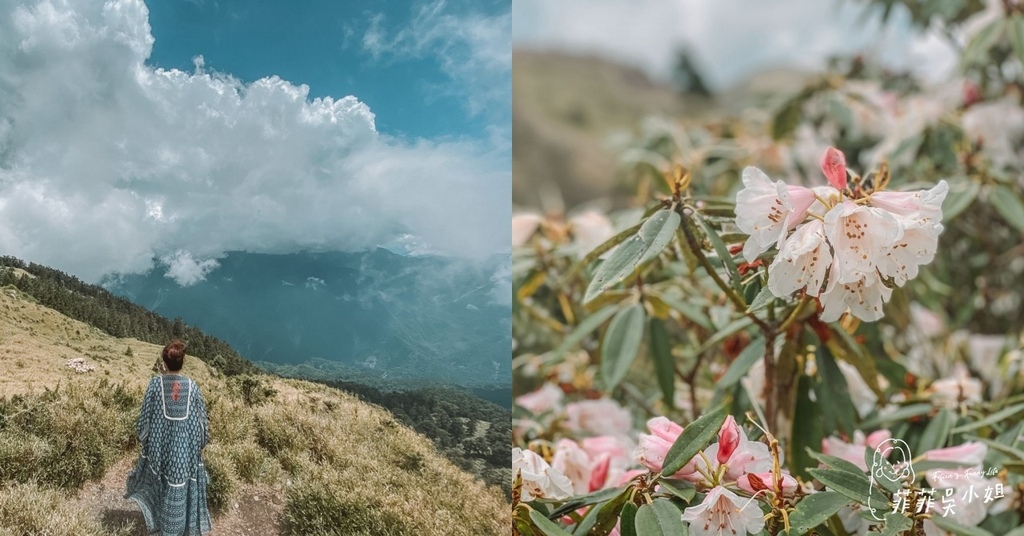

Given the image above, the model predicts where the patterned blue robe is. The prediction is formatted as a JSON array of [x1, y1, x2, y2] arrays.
[[125, 375, 212, 535]]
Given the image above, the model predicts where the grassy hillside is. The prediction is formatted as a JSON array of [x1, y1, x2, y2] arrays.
[[0, 276, 507, 535]]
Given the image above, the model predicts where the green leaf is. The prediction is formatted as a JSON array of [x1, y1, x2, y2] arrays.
[[962, 18, 1004, 66], [826, 325, 884, 398], [693, 212, 740, 293], [953, 401, 1024, 433], [941, 179, 979, 221], [786, 491, 851, 535], [584, 210, 681, 303], [808, 467, 886, 507], [573, 491, 629, 535], [1011, 15, 1024, 67], [930, 515, 995, 536], [746, 285, 775, 313], [815, 344, 859, 437], [716, 337, 765, 391], [635, 500, 687, 536], [553, 305, 620, 358], [529, 509, 573, 536], [791, 377, 825, 482], [649, 318, 676, 408], [619, 502, 639, 536], [806, 448, 868, 477], [917, 407, 954, 452], [662, 404, 728, 476], [647, 293, 713, 331], [657, 479, 697, 503], [548, 486, 629, 519], [990, 184, 1024, 234], [860, 403, 933, 429], [695, 316, 754, 354], [877, 512, 913, 536], [601, 304, 646, 390]]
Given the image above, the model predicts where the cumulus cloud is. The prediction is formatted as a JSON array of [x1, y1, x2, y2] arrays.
[[161, 250, 219, 286], [512, 0, 954, 89], [358, 0, 511, 120], [0, 0, 510, 283]]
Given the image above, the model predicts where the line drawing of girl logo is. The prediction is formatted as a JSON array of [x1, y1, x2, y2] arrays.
[[868, 438, 916, 521]]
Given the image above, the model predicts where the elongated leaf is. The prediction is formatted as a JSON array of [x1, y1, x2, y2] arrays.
[[860, 403, 933, 428], [657, 479, 696, 503], [553, 305, 619, 358], [963, 18, 1004, 65], [662, 404, 728, 476], [584, 210, 681, 303], [808, 467, 886, 507], [816, 344, 858, 437], [942, 179, 979, 221], [953, 401, 1024, 434], [930, 515, 995, 536], [573, 491, 629, 536], [548, 486, 628, 519], [786, 491, 850, 535], [601, 304, 646, 390], [649, 318, 676, 408], [635, 500, 686, 536], [647, 293, 713, 331], [827, 325, 884, 398], [746, 285, 775, 313], [807, 448, 869, 477], [696, 316, 754, 354], [693, 212, 740, 292], [529, 509, 573, 536], [990, 184, 1024, 234], [877, 512, 913, 536], [917, 408, 954, 452], [619, 502, 639, 536], [1011, 15, 1024, 67], [717, 337, 765, 391]]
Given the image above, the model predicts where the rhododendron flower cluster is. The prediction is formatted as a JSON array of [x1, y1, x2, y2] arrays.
[[637, 415, 798, 536], [736, 147, 948, 322]]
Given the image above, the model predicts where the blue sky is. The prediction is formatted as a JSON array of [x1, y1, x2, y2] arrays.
[[147, 0, 509, 142], [0, 0, 510, 284]]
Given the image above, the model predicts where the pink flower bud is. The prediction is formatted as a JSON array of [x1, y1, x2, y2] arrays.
[[737, 471, 798, 496], [865, 429, 892, 451], [717, 415, 740, 464], [820, 147, 847, 190], [588, 453, 611, 492], [922, 442, 987, 466]]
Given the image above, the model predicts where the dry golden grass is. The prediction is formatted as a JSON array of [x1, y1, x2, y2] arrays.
[[0, 285, 507, 535]]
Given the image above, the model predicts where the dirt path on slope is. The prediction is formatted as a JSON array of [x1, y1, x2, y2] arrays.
[[73, 454, 286, 535]]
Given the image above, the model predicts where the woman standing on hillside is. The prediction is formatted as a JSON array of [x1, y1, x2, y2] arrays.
[[125, 340, 213, 535]]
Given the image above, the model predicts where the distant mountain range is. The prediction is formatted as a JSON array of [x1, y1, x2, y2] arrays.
[[102, 249, 512, 388]]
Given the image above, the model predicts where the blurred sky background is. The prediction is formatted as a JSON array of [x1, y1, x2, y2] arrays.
[[513, 0, 954, 91]]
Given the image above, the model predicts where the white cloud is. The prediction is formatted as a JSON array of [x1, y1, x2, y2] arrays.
[[512, 0, 955, 89], [0, 0, 510, 283], [358, 0, 511, 118], [161, 250, 219, 286]]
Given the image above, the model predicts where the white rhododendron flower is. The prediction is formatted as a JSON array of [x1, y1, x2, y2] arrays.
[[681, 486, 765, 536], [737, 147, 948, 322], [768, 219, 829, 297], [512, 447, 574, 502], [735, 167, 816, 263]]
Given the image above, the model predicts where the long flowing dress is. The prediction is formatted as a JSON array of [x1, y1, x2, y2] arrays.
[[125, 374, 213, 535]]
